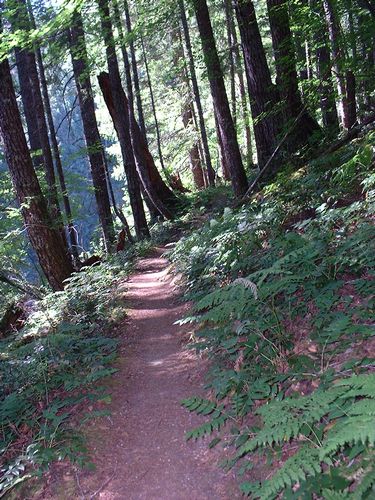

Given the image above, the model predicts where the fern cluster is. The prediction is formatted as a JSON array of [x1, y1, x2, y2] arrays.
[[172, 136, 375, 498]]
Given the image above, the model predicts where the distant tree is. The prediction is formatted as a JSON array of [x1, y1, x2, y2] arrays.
[[226, 0, 253, 167], [123, 0, 148, 143], [172, 26, 205, 189], [323, 0, 357, 129], [140, 33, 166, 173], [111, 0, 162, 221], [179, 0, 215, 186], [69, 10, 116, 251], [311, 0, 340, 131]]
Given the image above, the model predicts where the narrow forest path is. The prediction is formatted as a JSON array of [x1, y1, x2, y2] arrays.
[[45, 248, 239, 499]]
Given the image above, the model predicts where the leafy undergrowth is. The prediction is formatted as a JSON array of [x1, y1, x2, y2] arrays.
[[170, 134, 375, 498], [0, 243, 150, 496]]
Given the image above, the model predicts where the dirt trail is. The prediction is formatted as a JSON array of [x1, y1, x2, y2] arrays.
[[51, 248, 239, 499]]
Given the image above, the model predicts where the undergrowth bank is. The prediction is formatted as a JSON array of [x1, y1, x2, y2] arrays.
[[170, 134, 375, 498]]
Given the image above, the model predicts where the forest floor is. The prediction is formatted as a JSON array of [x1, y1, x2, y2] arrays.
[[34, 247, 239, 499]]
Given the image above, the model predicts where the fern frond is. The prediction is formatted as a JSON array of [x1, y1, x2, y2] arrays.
[[181, 397, 216, 415], [231, 278, 258, 300], [238, 388, 342, 455], [354, 466, 375, 497], [182, 397, 228, 440], [241, 446, 322, 499], [336, 373, 375, 398], [321, 416, 375, 458], [322, 489, 349, 499], [185, 414, 227, 440]]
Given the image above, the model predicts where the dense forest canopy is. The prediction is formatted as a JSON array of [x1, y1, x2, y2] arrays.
[[0, 0, 374, 497]]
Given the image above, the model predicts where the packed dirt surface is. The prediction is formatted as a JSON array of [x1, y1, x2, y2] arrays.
[[36, 248, 239, 499]]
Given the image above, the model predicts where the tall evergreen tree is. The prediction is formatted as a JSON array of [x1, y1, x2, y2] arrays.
[[97, 0, 149, 239], [192, 0, 248, 197], [234, 0, 279, 174], [266, 0, 320, 148]]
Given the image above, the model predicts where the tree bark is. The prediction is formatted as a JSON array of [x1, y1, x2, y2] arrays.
[[14, 48, 42, 166], [173, 26, 205, 190], [12, 0, 63, 225], [214, 111, 231, 180], [234, 0, 279, 175], [97, 0, 149, 239], [179, 0, 215, 186], [224, 0, 237, 130], [192, 0, 248, 197], [266, 0, 320, 149], [36, 48, 80, 261], [69, 11, 116, 251], [103, 153, 134, 243], [345, 69, 357, 128], [316, 43, 340, 130], [0, 56, 73, 291]]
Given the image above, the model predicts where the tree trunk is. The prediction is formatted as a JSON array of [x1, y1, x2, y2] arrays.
[[12, 0, 63, 225], [346, 69, 357, 128], [112, 0, 161, 221], [103, 153, 134, 243], [234, 0, 279, 176], [98, 73, 177, 220], [98, 0, 149, 239], [182, 102, 205, 189], [227, 2, 253, 167], [214, 112, 231, 181], [224, 0, 237, 130], [69, 11, 116, 251], [316, 42, 340, 130], [14, 48, 42, 166], [140, 34, 166, 173], [192, 0, 248, 197], [123, 0, 148, 144], [0, 56, 73, 291], [36, 48, 80, 261], [173, 26, 206, 190], [266, 0, 320, 149], [179, 0, 215, 186], [323, 0, 352, 128], [310, 0, 339, 130]]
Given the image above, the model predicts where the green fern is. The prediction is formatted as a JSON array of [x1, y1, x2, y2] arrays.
[[354, 466, 375, 497], [321, 416, 375, 459], [241, 446, 323, 499], [182, 397, 228, 440]]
